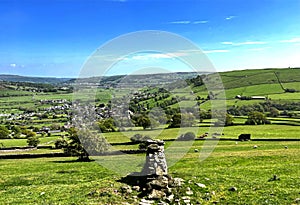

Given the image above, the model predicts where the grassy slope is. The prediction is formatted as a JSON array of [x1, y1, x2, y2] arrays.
[[217, 68, 300, 97], [139, 68, 300, 111], [194, 68, 300, 111], [0, 68, 299, 204], [0, 140, 299, 204]]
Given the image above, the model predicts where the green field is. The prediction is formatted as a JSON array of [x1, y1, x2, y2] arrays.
[[0, 136, 58, 148], [0, 140, 299, 204], [1, 68, 300, 204]]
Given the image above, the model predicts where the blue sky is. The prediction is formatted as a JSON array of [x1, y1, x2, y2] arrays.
[[0, 0, 300, 77]]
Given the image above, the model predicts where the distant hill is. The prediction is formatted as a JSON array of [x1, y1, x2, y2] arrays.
[[1, 68, 299, 96], [0, 74, 72, 84], [187, 67, 300, 111], [126, 67, 300, 112], [0, 72, 204, 87], [98, 72, 205, 88]]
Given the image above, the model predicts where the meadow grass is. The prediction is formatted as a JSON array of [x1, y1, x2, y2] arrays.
[[222, 125, 300, 139], [0, 140, 299, 204], [0, 148, 63, 155], [268, 92, 300, 100], [281, 82, 300, 90], [170, 140, 300, 204], [0, 136, 58, 148]]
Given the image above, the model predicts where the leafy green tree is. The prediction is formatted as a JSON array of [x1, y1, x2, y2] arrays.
[[130, 134, 152, 143], [269, 107, 280, 117], [134, 114, 151, 130], [0, 126, 10, 139], [245, 111, 267, 125], [27, 136, 40, 147], [169, 113, 195, 128], [25, 130, 36, 138], [63, 127, 90, 161], [50, 123, 61, 130], [181, 113, 195, 127], [168, 113, 181, 128], [55, 137, 68, 149], [148, 107, 167, 126], [130, 134, 152, 150], [199, 110, 212, 122], [56, 127, 110, 161], [215, 114, 234, 126], [11, 126, 21, 138], [178, 132, 195, 141], [98, 118, 116, 133], [225, 114, 234, 126]]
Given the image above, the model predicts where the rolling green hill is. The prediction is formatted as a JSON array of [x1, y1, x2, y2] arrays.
[[1, 68, 299, 113], [0, 74, 71, 84], [196, 68, 300, 100], [129, 68, 300, 114]]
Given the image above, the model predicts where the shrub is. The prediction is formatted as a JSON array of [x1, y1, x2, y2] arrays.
[[0, 126, 10, 139], [130, 134, 152, 150], [130, 134, 143, 142], [55, 137, 68, 149], [130, 134, 152, 143], [178, 132, 195, 141], [27, 136, 40, 147]]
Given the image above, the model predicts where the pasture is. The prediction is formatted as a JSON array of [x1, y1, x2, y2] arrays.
[[0, 140, 299, 204], [0, 68, 299, 204]]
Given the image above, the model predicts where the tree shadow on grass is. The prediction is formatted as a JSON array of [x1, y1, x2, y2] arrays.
[[51, 158, 95, 163]]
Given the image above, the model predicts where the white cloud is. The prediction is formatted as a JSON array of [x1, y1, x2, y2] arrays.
[[109, 0, 127, 2], [225, 16, 236, 20], [280, 37, 300, 43], [222, 41, 234, 45], [170, 21, 191, 24], [10, 63, 16, 67], [193, 20, 208, 24], [240, 41, 267, 45], [119, 52, 188, 61], [221, 41, 267, 46], [203, 50, 229, 54], [169, 20, 208, 24]]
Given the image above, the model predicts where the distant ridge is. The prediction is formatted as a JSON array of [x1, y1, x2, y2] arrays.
[[0, 74, 72, 84], [0, 72, 204, 85]]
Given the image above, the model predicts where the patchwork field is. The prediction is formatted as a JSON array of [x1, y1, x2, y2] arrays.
[[0, 68, 299, 204]]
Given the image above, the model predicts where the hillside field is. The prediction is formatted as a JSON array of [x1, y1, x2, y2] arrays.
[[0, 140, 299, 204], [0, 68, 299, 204]]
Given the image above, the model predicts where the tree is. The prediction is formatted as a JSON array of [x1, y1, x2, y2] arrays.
[[0, 126, 10, 139], [50, 123, 61, 131], [27, 136, 40, 147], [11, 126, 21, 138], [269, 107, 280, 117], [130, 134, 152, 143], [55, 127, 110, 161], [181, 113, 196, 127], [148, 107, 167, 127], [178, 132, 195, 141], [63, 127, 90, 161], [134, 114, 151, 130], [225, 114, 234, 126], [215, 114, 234, 126], [25, 130, 36, 138], [98, 118, 116, 133], [245, 111, 267, 125], [168, 113, 181, 128], [169, 113, 195, 128], [199, 110, 212, 122]]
